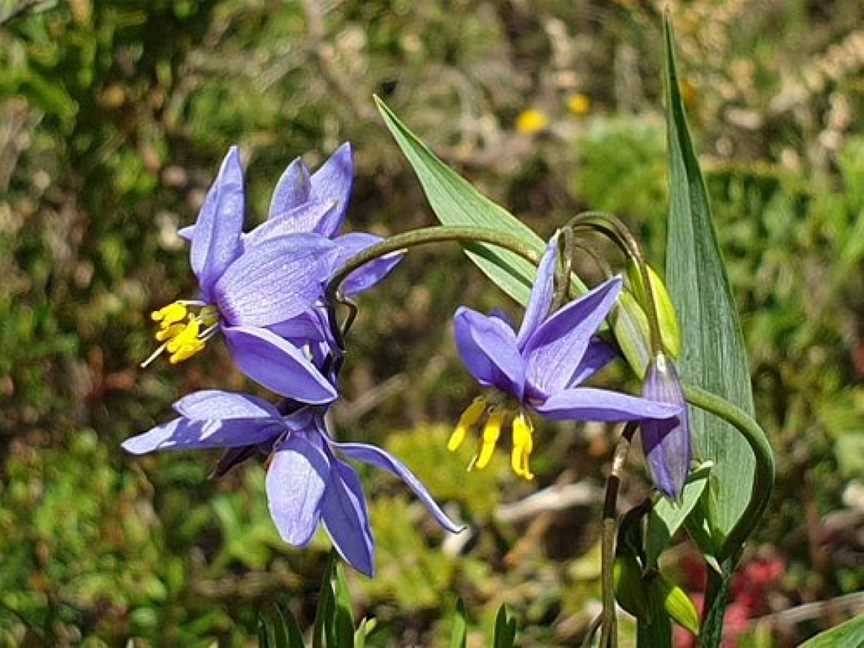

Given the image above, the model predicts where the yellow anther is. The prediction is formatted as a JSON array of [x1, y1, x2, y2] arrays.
[[511, 411, 535, 480], [151, 302, 187, 326], [155, 322, 186, 342], [448, 397, 487, 452], [474, 407, 506, 470], [166, 320, 200, 354], [169, 339, 205, 364]]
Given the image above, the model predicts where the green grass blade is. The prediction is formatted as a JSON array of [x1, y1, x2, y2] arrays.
[[449, 599, 468, 648], [375, 95, 549, 306]]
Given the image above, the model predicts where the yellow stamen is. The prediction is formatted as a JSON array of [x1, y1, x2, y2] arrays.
[[474, 407, 506, 470], [155, 322, 186, 342], [448, 397, 487, 452], [511, 411, 535, 480], [166, 319, 200, 354], [169, 338, 205, 364], [151, 302, 187, 326]]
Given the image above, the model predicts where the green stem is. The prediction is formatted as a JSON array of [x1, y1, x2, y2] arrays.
[[324, 225, 541, 347], [682, 383, 775, 561]]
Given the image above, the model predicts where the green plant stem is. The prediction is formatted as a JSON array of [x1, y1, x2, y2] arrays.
[[599, 422, 638, 648], [324, 225, 541, 347], [682, 383, 775, 561]]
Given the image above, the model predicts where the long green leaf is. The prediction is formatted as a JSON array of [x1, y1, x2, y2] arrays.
[[449, 599, 468, 648], [799, 614, 864, 648], [492, 604, 517, 648], [663, 15, 757, 552], [333, 563, 355, 647], [375, 96, 546, 306]]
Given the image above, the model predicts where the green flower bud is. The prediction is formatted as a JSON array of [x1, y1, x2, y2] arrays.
[[626, 260, 682, 359], [652, 574, 700, 637]]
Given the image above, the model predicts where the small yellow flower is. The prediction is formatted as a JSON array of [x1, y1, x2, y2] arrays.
[[516, 109, 549, 134], [567, 93, 591, 116]]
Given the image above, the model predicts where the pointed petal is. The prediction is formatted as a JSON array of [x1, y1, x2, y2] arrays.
[[641, 356, 691, 500], [535, 387, 681, 422], [310, 143, 353, 237], [173, 389, 281, 420], [266, 433, 331, 546], [268, 309, 329, 342], [177, 225, 194, 241], [454, 306, 525, 400], [268, 157, 312, 219], [122, 416, 281, 454], [247, 200, 337, 248], [524, 276, 623, 398], [214, 233, 335, 327], [321, 459, 375, 577], [223, 325, 337, 403], [190, 147, 245, 300], [516, 236, 557, 348], [334, 442, 464, 533], [567, 337, 618, 387], [330, 232, 403, 296]]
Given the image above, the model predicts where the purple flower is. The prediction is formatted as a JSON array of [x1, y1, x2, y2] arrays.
[[123, 390, 463, 576], [641, 353, 691, 500], [177, 143, 401, 343], [449, 237, 681, 479], [146, 145, 399, 402]]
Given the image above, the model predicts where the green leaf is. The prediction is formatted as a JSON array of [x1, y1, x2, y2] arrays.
[[449, 599, 468, 648], [258, 605, 305, 648], [492, 604, 517, 648], [333, 562, 355, 647], [375, 96, 547, 306], [645, 464, 711, 567], [799, 614, 864, 648], [312, 555, 337, 648], [663, 15, 757, 553]]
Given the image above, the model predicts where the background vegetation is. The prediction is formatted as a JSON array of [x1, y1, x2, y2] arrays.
[[1, 0, 864, 645]]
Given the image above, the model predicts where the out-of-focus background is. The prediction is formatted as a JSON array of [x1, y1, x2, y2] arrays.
[[2, 0, 864, 645]]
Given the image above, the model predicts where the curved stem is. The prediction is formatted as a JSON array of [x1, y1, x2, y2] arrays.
[[324, 225, 541, 347], [682, 383, 775, 560], [600, 422, 638, 648]]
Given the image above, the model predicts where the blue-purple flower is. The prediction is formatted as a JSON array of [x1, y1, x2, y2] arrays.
[[449, 238, 681, 479], [145, 144, 399, 403], [641, 353, 691, 500], [123, 390, 463, 576]]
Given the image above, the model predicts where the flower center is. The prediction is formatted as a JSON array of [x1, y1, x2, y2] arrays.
[[141, 301, 220, 367], [447, 397, 536, 480]]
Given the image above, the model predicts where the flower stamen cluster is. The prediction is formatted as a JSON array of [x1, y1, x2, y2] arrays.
[[143, 301, 220, 366]]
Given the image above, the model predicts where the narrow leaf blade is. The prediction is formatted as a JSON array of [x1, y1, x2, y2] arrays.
[[492, 604, 517, 648], [799, 614, 864, 648], [449, 599, 468, 648], [375, 96, 546, 305], [663, 16, 756, 551]]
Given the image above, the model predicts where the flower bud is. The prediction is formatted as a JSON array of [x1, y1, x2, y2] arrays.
[[626, 261, 681, 359], [652, 574, 700, 636], [641, 353, 691, 500]]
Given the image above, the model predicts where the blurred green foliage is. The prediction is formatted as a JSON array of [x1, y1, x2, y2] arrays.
[[2, 0, 864, 645]]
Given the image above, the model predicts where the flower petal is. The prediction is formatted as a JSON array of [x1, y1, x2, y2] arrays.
[[516, 236, 557, 349], [641, 355, 691, 500], [266, 433, 330, 546], [321, 459, 375, 577], [524, 276, 623, 398], [247, 200, 337, 248], [223, 325, 337, 403], [214, 233, 335, 327], [334, 442, 464, 534], [172, 389, 281, 420], [122, 416, 281, 454], [190, 147, 245, 301], [310, 142, 353, 237], [535, 387, 681, 422], [268, 157, 312, 219], [177, 225, 194, 241], [568, 337, 618, 387], [330, 232, 403, 296], [454, 306, 525, 400]]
